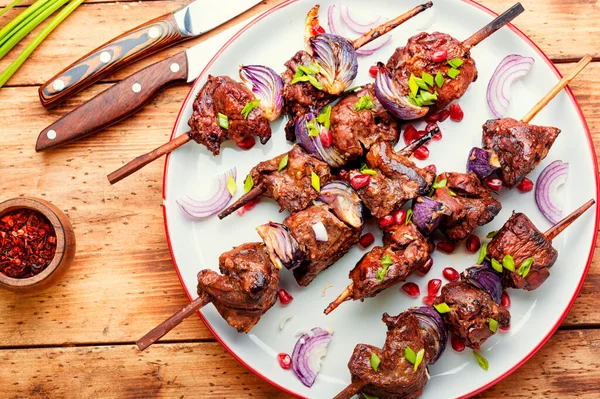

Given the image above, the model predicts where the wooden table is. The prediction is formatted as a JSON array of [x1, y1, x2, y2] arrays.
[[1, 0, 599, 397]]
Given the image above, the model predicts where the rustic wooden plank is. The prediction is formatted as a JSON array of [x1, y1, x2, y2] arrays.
[[0, 330, 598, 398]]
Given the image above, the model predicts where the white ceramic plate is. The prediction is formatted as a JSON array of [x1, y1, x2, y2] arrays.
[[162, 1, 599, 397]]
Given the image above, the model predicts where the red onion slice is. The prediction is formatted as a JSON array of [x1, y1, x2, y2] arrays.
[[486, 54, 535, 118], [340, 5, 383, 34], [292, 327, 333, 387], [312, 222, 328, 242], [176, 168, 236, 219], [535, 160, 569, 223]]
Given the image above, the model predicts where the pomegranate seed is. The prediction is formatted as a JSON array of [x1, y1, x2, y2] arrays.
[[517, 177, 534, 193], [403, 124, 417, 145], [338, 169, 349, 180], [311, 24, 325, 35], [465, 234, 481, 253], [500, 325, 511, 332], [320, 128, 333, 148], [433, 131, 442, 140], [437, 109, 451, 122], [350, 174, 371, 190], [436, 240, 456, 254], [425, 122, 438, 133], [449, 103, 464, 122], [278, 288, 294, 305], [484, 176, 502, 191], [425, 112, 439, 123], [442, 267, 460, 282], [414, 146, 430, 160], [359, 232, 375, 249], [427, 279, 442, 297], [236, 198, 260, 216], [392, 209, 407, 225], [369, 65, 379, 78], [401, 282, 420, 298], [417, 258, 433, 276], [277, 353, 292, 369], [379, 215, 395, 229], [422, 295, 436, 306], [501, 291, 511, 308], [431, 49, 448, 63], [236, 136, 256, 150], [425, 164, 437, 174], [451, 335, 465, 352], [415, 129, 428, 140]]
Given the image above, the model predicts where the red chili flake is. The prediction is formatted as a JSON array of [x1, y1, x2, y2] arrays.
[[451, 334, 465, 352], [0, 209, 57, 279], [358, 232, 375, 249], [278, 288, 294, 305], [417, 258, 433, 276], [236, 136, 256, 150], [401, 282, 420, 298], [436, 240, 456, 254], [369, 65, 379, 78], [516, 177, 534, 193], [311, 24, 326, 35], [277, 353, 292, 369], [449, 103, 464, 122], [442, 267, 460, 282], [414, 146, 430, 161]]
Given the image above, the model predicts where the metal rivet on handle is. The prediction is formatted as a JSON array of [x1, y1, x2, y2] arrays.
[[148, 27, 159, 39], [170, 63, 180, 73], [52, 79, 65, 92], [47, 130, 57, 140], [132, 83, 142, 93], [100, 51, 111, 63]]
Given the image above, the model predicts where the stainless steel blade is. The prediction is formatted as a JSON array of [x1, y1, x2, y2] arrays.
[[173, 0, 261, 37]]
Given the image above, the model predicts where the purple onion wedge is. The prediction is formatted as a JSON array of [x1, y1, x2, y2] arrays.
[[317, 181, 363, 229], [309, 33, 358, 95], [410, 306, 448, 363], [292, 327, 333, 387], [239, 65, 284, 122], [374, 63, 428, 120], [462, 262, 503, 304], [466, 147, 501, 180], [412, 196, 449, 236], [295, 112, 346, 168], [256, 222, 305, 271]]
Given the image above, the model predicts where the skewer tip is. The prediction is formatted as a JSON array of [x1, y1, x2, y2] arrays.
[[324, 284, 353, 315], [544, 198, 595, 241]]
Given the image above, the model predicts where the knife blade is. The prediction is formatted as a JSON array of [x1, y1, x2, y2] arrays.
[[38, 0, 261, 109], [36, 24, 242, 152]]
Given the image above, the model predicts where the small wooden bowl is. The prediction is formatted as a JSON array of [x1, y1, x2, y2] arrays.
[[0, 197, 76, 292]]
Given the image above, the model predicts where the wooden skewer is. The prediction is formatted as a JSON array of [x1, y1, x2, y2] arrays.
[[325, 283, 353, 315], [218, 184, 266, 219], [333, 379, 369, 399], [108, 132, 191, 185], [352, 2, 433, 49], [462, 3, 525, 49], [136, 295, 210, 351], [544, 199, 595, 241], [521, 55, 592, 124]]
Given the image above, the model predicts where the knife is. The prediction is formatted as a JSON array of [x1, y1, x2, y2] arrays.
[[36, 24, 243, 152], [38, 0, 261, 109]]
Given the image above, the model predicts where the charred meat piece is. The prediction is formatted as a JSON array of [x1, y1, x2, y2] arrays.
[[433, 172, 501, 241], [348, 141, 435, 218], [196, 242, 280, 333], [188, 75, 271, 155], [349, 223, 432, 300], [249, 145, 332, 213], [286, 203, 361, 286], [348, 312, 435, 399], [434, 281, 510, 350], [482, 118, 561, 188], [487, 212, 558, 290], [329, 85, 400, 161], [386, 32, 478, 112]]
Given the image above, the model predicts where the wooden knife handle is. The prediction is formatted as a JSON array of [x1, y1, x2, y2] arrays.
[[36, 52, 189, 152], [39, 12, 187, 109]]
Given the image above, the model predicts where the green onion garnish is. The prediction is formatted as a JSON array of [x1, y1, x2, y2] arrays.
[[518, 257, 534, 278], [405, 346, 416, 365], [376, 254, 393, 282], [360, 163, 377, 176], [413, 348, 425, 371], [316, 105, 332, 130], [227, 175, 237, 196], [432, 178, 447, 189], [486, 230, 498, 239], [370, 352, 381, 372], [435, 71, 445, 88], [278, 154, 289, 172], [243, 174, 254, 193], [422, 72, 434, 87], [491, 258, 503, 273], [447, 189, 457, 197], [477, 242, 488, 264], [291, 73, 323, 90], [405, 209, 413, 225], [218, 113, 229, 129], [434, 302, 451, 314], [502, 254, 515, 272], [311, 172, 320, 192], [408, 73, 419, 96], [447, 68, 461, 79], [306, 118, 319, 137], [447, 57, 464, 69], [0, 0, 25, 18], [298, 62, 320, 75], [241, 99, 261, 119], [473, 351, 489, 371], [414, 76, 429, 91], [488, 318, 498, 333], [355, 95, 374, 111], [343, 86, 360, 94]]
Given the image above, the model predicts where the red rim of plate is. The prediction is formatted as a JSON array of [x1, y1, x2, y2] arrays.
[[161, 1, 600, 398]]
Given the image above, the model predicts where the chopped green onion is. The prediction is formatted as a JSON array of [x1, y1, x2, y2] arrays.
[[421, 72, 434, 87], [227, 175, 237, 196], [0, 0, 53, 46], [376, 254, 393, 282], [306, 118, 319, 137], [447, 57, 464, 69], [491, 258, 503, 273], [408, 73, 419, 96], [278, 154, 289, 172], [405, 346, 416, 365], [343, 86, 360, 94], [370, 352, 381, 372], [355, 95, 374, 111], [477, 242, 488, 264], [486, 230, 498, 239], [447, 68, 461, 79], [473, 351, 489, 371], [217, 113, 229, 129], [291, 74, 323, 90], [311, 172, 320, 192], [241, 99, 260, 119], [360, 163, 377, 176], [502, 254, 515, 272], [518, 257, 534, 277], [414, 77, 429, 91], [298, 62, 320, 75], [362, 394, 379, 399], [432, 178, 447, 189], [488, 318, 498, 333], [435, 71, 445, 88], [447, 189, 457, 197], [434, 302, 451, 314], [316, 105, 332, 130], [413, 348, 425, 371], [243, 174, 254, 193], [405, 209, 413, 225], [420, 90, 438, 104]]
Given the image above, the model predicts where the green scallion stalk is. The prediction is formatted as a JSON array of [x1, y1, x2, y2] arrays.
[[0, 0, 25, 18], [0, 0, 59, 48], [0, 0, 53, 44], [0, 0, 85, 88]]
